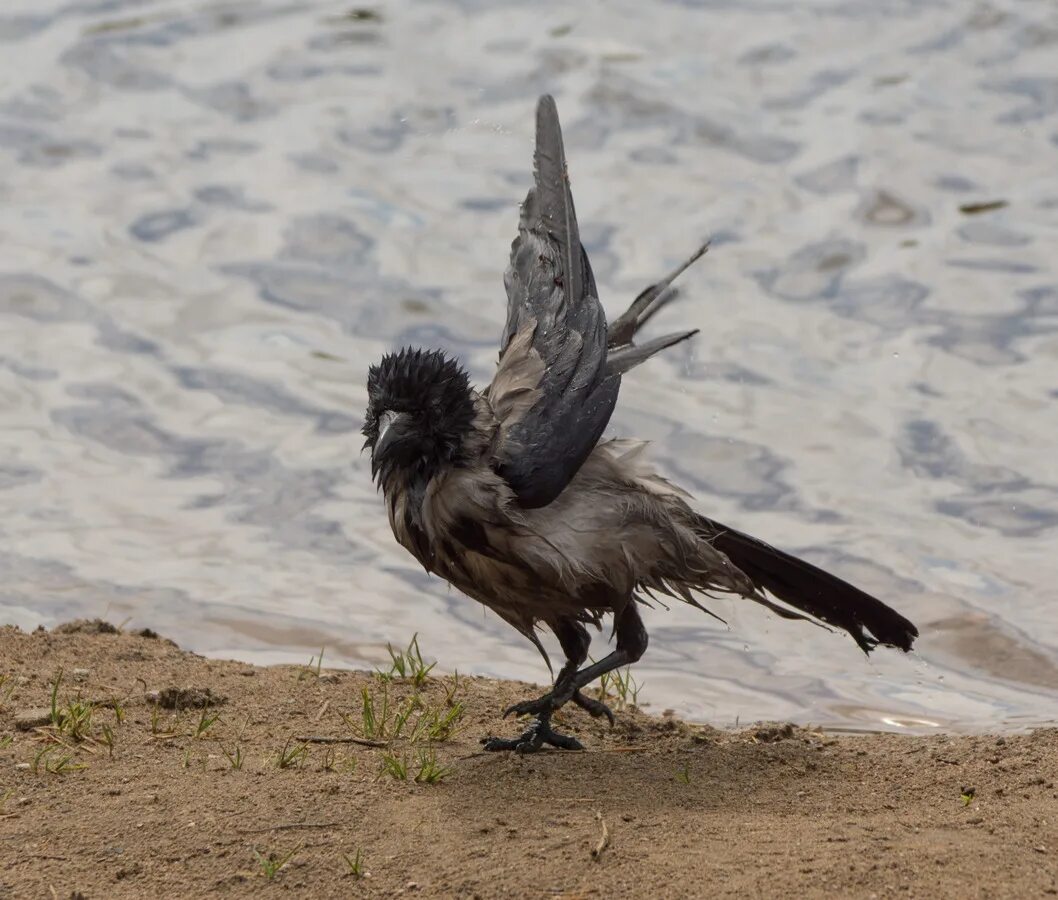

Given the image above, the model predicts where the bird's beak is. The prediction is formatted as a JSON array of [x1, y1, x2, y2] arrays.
[[371, 410, 406, 476]]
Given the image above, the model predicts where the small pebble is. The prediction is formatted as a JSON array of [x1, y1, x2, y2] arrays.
[[72, 668, 90, 682], [14, 708, 52, 731]]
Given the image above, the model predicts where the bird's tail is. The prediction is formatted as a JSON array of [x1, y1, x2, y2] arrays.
[[695, 515, 918, 654], [605, 242, 709, 376]]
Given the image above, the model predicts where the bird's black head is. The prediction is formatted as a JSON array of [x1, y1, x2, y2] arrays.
[[363, 347, 476, 486]]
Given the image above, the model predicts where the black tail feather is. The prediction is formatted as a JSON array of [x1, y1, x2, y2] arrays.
[[697, 516, 918, 654]]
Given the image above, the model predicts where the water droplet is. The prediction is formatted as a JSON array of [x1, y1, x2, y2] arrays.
[[892, 351, 900, 358]]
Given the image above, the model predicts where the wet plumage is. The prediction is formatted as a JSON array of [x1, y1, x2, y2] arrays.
[[363, 95, 918, 752]]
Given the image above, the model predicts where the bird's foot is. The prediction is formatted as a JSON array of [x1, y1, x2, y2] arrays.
[[481, 714, 584, 753], [502, 689, 612, 725], [502, 690, 566, 719]]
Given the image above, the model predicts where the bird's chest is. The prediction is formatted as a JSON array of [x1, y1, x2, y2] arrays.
[[384, 476, 436, 571], [383, 470, 526, 593]]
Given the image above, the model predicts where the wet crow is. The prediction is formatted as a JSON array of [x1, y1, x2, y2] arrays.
[[363, 95, 917, 752]]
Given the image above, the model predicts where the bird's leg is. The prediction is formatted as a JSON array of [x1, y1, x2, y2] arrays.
[[484, 621, 609, 753], [563, 602, 649, 700], [501, 669, 613, 723], [501, 620, 613, 723], [501, 657, 578, 719], [484, 608, 647, 753]]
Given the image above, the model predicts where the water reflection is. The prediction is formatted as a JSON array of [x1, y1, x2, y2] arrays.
[[1, 0, 1057, 734]]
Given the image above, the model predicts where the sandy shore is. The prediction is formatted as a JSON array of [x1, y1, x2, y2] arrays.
[[0, 622, 1055, 898]]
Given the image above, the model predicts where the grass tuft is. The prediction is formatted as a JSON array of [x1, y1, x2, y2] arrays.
[[32, 745, 86, 776], [193, 707, 220, 739], [341, 848, 366, 878], [377, 747, 451, 784], [276, 738, 309, 770], [297, 647, 325, 681], [49, 668, 63, 726], [99, 723, 115, 757], [341, 682, 463, 745], [413, 701, 465, 743], [220, 743, 244, 770], [254, 843, 302, 879], [0, 674, 15, 710], [55, 697, 95, 742], [377, 634, 435, 687], [320, 746, 356, 773], [377, 750, 408, 781], [413, 747, 452, 784], [341, 684, 420, 741], [442, 670, 461, 707], [595, 662, 642, 711]]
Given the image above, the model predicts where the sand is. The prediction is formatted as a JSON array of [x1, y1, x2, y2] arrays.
[[1, 622, 1055, 899]]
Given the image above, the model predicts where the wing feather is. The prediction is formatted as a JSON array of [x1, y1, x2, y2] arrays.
[[488, 95, 620, 509]]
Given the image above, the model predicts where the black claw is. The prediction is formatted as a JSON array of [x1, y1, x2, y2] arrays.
[[481, 715, 584, 753], [544, 729, 585, 752], [502, 697, 548, 719], [572, 690, 615, 726], [502, 688, 568, 719]]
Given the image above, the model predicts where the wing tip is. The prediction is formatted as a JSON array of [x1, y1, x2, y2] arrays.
[[536, 94, 560, 131], [534, 94, 566, 168]]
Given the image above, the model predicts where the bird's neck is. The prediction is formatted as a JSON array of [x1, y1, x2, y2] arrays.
[[383, 468, 435, 572]]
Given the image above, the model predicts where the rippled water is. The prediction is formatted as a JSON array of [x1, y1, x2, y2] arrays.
[[2, 0, 1057, 733]]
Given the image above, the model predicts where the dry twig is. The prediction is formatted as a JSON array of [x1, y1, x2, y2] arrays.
[[591, 811, 610, 861]]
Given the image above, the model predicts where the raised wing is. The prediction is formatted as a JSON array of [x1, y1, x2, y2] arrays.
[[488, 95, 620, 509]]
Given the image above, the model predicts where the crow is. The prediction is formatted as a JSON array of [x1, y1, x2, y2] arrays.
[[363, 95, 918, 752]]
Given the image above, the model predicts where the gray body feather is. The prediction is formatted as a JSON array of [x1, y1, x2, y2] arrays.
[[384, 431, 754, 661]]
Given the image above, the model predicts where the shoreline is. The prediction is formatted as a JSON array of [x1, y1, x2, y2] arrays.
[[1, 621, 1056, 898]]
